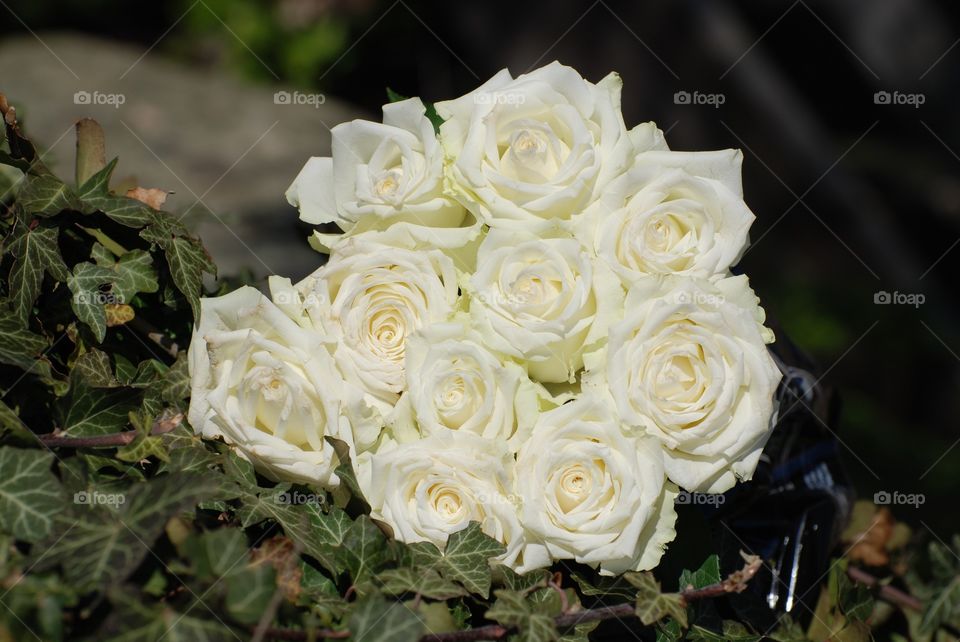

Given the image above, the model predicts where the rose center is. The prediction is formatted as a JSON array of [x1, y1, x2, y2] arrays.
[[374, 168, 404, 199], [428, 484, 466, 522]]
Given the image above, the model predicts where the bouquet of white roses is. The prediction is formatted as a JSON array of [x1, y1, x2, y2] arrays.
[[188, 61, 782, 576]]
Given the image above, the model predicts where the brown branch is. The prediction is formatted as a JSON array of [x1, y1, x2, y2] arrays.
[[37, 412, 182, 448], [265, 555, 764, 642], [845, 566, 923, 612]]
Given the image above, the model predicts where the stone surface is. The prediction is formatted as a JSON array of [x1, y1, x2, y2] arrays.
[[0, 33, 368, 282]]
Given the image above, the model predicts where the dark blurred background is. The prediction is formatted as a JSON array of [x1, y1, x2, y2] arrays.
[[1, 0, 957, 538]]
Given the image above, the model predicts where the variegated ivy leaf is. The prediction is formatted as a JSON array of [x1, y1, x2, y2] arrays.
[[0, 448, 64, 542]]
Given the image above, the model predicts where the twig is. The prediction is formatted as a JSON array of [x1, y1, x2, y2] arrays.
[[267, 555, 764, 642], [251, 540, 305, 642], [37, 412, 182, 448], [845, 566, 922, 611]]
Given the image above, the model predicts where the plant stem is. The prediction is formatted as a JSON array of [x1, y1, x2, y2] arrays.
[[38, 413, 182, 448]]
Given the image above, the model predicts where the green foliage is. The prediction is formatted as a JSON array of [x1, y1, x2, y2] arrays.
[[1, 99, 951, 642]]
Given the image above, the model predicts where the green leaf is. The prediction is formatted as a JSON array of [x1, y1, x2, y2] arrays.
[[17, 173, 80, 216], [680, 555, 721, 590], [102, 588, 238, 642], [0, 448, 63, 542], [77, 157, 117, 198], [378, 567, 467, 600], [570, 570, 639, 601], [688, 621, 761, 641], [225, 562, 276, 625], [67, 261, 117, 342], [437, 522, 506, 598], [161, 352, 191, 404], [73, 348, 118, 387], [340, 515, 389, 586], [166, 236, 214, 320], [486, 589, 558, 642], [0, 309, 48, 369], [626, 572, 688, 628], [919, 576, 960, 635], [493, 565, 551, 593], [91, 244, 159, 303], [7, 222, 69, 324], [348, 595, 425, 642], [0, 399, 33, 442], [116, 433, 169, 463], [766, 615, 808, 642], [58, 380, 139, 436], [656, 619, 683, 642], [37, 472, 220, 590]]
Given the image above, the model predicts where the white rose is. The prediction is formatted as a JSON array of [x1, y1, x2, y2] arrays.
[[360, 433, 525, 568], [601, 275, 782, 494], [468, 227, 622, 383], [283, 238, 459, 414], [514, 396, 677, 575], [436, 62, 657, 227], [286, 97, 480, 254], [187, 287, 373, 486], [388, 319, 541, 449], [579, 150, 754, 283]]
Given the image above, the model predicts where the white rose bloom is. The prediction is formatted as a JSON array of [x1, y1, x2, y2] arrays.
[[286, 97, 480, 253], [468, 227, 622, 383], [578, 150, 754, 283], [388, 319, 541, 449], [286, 238, 459, 414], [601, 275, 782, 494], [435, 62, 657, 227], [515, 396, 678, 575], [361, 433, 525, 568], [187, 287, 373, 486]]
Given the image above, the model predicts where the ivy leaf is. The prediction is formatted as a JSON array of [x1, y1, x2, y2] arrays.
[[437, 522, 506, 598], [680, 555, 721, 590], [348, 595, 425, 642], [0, 399, 34, 443], [115, 433, 169, 463], [224, 562, 276, 625], [340, 515, 389, 586], [626, 572, 688, 628], [57, 380, 139, 436], [7, 222, 69, 324], [493, 565, 551, 593], [160, 353, 191, 404], [688, 621, 761, 641], [165, 236, 214, 321], [37, 472, 221, 591], [73, 349, 118, 387], [77, 157, 117, 198], [919, 576, 960, 635], [569, 570, 638, 601], [486, 589, 558, 642], [377, 567, 467, 600], [0, 448, 64, 542], [0, 309, 48, 370], [91, 244, 159, 303], [17, 173, 80, 216], [67, 261, 117, 342], [101, 588, 239, 642]]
